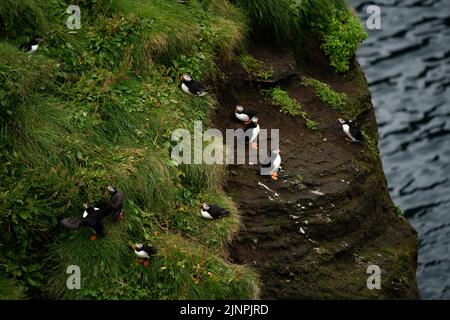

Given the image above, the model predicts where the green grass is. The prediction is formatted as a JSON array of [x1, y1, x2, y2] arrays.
[[230, 0, 347, 46], [0, 0, 258, 300], [237, 54, 274, 80], [301, 77, 347, 110], [263, 87, 317, 130]]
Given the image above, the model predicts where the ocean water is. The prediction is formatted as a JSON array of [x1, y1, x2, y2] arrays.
[[351, 0, 450, 299]]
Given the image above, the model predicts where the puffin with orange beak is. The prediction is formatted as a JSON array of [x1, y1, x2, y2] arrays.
[[337, 118, 364, 143], [179, 74, 207, 96], [133, 243, 157, 267], [260, 149, 282, 180], [200, 203, 230, 219], [244, 116, 260, 150], [235, 105, 258, 124]]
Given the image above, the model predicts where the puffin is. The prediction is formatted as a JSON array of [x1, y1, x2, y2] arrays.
[[133, 243, 157, 267], [338, 118, 364, 143], [179, 74, 207, 96], [244, 116, 260, 150], [260, 149, 282, 180], [235, 105, 258, 124], [105, 186, 124, 220], [19, 36, 44, 54], [60, 204, 108, 240], [200, 203, 230, 219]]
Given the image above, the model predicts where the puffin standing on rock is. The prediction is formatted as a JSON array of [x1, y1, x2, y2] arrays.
[[200, 203, 230, 220], [179, 74, 207, 96], [19, 36, 44, 53], [235, 105, 258, 124], [338, 118, 364, 143], [260, 149, 282, 180], [244, 116, 260, 150], [133, 243, 157, 267]]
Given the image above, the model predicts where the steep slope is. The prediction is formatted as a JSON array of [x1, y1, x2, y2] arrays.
[[213, 42, 419, 299]]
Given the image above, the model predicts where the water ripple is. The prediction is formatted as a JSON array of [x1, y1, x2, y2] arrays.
[[352, 0, 450, 299]]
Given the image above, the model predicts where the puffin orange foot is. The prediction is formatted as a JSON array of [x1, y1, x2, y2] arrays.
[[89, 234, 97, 241], [143, 260, 149, 267], [251, 142, 258, 150], [271, 173, 278, 180]]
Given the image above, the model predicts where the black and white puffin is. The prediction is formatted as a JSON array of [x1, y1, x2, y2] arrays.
[[200, 203, 230, 219], [105, 186, 124, 220], [133, 243, 157, 267], [244, 116, 260, 149], [260, 149, 282, 180], [179, 74, 207, 96], [235, 105, 258, 124], [338, 118, 364, 143], [60, 204, 108, 240], [19, 36, 44, 54]]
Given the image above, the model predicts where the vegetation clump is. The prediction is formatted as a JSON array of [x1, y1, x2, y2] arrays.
[[321, 11, 368, 72], [237, 54, 274, 80], [301, 77, 347, 110], [264, 87, 317, 130]]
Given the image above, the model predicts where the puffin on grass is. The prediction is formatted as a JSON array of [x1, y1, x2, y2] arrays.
[[260, 149, 281, 180], [105, 186, 124, 221], [200, 203, 230, 219], [19, 36, 44, 53], [244, 116, 260, 150], [179, 74, 207, 96], [60, 204, 109, 241], [133, 243, 157, 267], [338, 118, 364, 143], [235, 105, 257, 124]]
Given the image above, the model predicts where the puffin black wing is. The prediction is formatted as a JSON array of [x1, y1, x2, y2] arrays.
[[260, 154, 274, 168], [108, 191, 124, 218], [246, 111, 258, 119], [209, 205, 230, 218], [60, 217, 83, 229], [142, 245, 157, 257], [19, 41, 32, 52], [189, 80, 206, 95]]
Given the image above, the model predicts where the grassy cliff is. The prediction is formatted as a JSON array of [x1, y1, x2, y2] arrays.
[[0, 0, 382, 300]]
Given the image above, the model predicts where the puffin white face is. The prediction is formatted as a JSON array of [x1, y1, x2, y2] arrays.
[[235, 105, 244, 113], [34, 36, 44, 44], [135, 243, 143, 250], [272, 149, 281, 156], [338, 118, 346, 125], [181, 74, 192, 82], [201, 203, 210, 211], [251, 116, 258, 124], [107, 185, 116, 193]]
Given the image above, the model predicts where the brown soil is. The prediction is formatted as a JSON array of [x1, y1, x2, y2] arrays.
[[212, 42, 419, 299]]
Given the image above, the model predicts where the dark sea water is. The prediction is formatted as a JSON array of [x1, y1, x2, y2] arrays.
[[351, 0, 450, 299]]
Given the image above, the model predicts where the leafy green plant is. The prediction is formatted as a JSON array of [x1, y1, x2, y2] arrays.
[[263, 87, 317, 130], [301, 77, 347, 110], [394, 204, 404, 217], [237, 54, 274, 80], [265, 87, 303, 117], [321, 12, 367, 73]]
